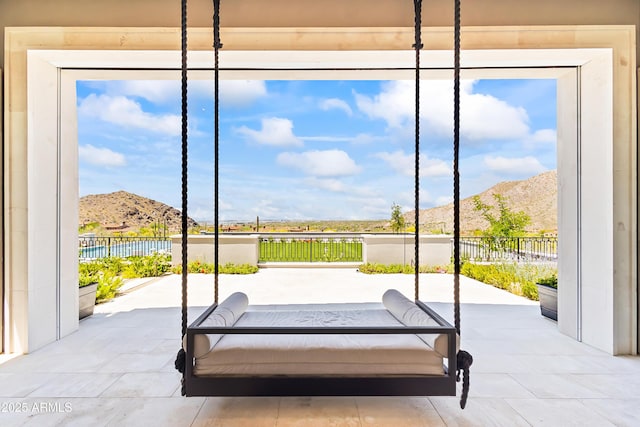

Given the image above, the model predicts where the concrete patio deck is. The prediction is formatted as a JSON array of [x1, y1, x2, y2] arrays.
[[1, 268, 639, 426]]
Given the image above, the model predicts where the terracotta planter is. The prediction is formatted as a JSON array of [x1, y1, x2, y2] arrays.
[[536, 283, 557, 321], [79, 282, 98, 319]]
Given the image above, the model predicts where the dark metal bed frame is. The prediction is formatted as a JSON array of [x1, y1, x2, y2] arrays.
[[184, 300, 458, 397]]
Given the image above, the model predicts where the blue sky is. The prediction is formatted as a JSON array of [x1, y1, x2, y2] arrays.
[[77, 78, 556, 222]]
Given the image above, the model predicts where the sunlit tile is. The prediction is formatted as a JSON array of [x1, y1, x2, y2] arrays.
[[506, 398, 616, 426]]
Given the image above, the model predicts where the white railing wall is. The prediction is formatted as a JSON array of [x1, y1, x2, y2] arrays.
[[361, 234, 451, 266], [171, 234, 260, 266], [171, 233, 451, 266]]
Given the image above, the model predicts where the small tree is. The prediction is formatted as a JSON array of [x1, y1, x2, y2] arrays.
[[472, 194, 530, 251], [390, 203, 405, 233]]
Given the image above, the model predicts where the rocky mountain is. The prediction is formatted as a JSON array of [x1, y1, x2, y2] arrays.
[[406, 170, 557, 234], [79, 191, 198, 232]]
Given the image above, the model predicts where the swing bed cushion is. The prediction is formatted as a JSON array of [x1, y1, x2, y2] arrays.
[[186, 290, 459, 377]]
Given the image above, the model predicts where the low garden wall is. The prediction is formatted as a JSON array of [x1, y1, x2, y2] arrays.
[[361, 234, 451, 266], [171, 234, 260, 266], [171, 233, 451, 267]]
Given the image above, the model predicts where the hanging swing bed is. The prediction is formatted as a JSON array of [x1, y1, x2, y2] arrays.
[[175, 0, 473, 409]]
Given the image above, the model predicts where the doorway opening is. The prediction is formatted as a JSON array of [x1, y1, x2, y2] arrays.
[[5, 26, 635, 356]]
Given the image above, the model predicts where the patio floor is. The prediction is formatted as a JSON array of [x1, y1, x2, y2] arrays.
[[1, 268, 639, 426]]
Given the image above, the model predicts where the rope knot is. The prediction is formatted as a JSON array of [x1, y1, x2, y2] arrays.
[[456, 350, 473, 409], [175, 348, 186, 374]]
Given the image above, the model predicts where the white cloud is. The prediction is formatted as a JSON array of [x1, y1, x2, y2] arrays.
[[277, 150, 362, 177], [534, 129, 556, 142], [250, 199, 285, 219], [300, 133, 384, 145], [374, 150, 451, 177], [236, 117, 303, 147], [524, 129, 558, 149], [319, 98, 353, 116], [79, 144, 126, 167], [115, 81, 179, 103], [355, 80, 531, 141], [351, 133, 381, 145], [98, 80, 267, 107], [219, 80, 268, 107], [305, 177, 346, 192], [78, 94, 180, 135], [301, 136, 353, 143], [484, 155, 547, 175]]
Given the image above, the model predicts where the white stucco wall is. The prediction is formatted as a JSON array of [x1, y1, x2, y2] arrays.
[[171, 234, 260, 266], [362, 234, 452, 266]]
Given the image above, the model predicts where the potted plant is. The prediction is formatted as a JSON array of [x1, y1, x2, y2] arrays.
[[536, 273, 557, 320], [79, 273, 98, 319]]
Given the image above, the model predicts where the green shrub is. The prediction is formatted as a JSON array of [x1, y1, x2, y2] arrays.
[[79, 257, 124, 278], [220, 263, 259, 274], [522, 282, 539, 300], [460, 262, 557, 301], [79, 261, 103, 278], [358, 263, 452, 274], [79, 254, 171, 306], [122, 253, 171, 278], [95, 272, 124, 303], [537, 273, 558, 288], [78, 272, 96, 288], [171, 262, 258, 275], [97, 257, 125, 275]]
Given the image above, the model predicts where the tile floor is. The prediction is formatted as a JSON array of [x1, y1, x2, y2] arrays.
[[1, 269, 639, 426]]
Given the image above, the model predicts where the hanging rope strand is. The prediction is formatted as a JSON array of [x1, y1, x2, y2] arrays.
[[453, 0, 461, 337], [213, 0, 222, 305], [413, 0, 423, 302], [174, 0, 189, 382], [453, 0, 473, 410]]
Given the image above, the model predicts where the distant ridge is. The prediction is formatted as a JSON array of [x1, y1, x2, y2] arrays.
[[406, 170, 557, 233], [79, 191, 198, 232]]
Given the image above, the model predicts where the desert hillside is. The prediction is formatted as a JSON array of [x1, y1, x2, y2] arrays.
[[79, 191, 198, 232], [406, 170, 557, 234]]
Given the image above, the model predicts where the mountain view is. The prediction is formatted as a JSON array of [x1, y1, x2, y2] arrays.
[[79, 170, 557, 234], [79, 190, 198, 233], [409, 170, 557, 234]]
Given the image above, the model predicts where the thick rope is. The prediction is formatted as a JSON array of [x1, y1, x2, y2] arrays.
[[175, 0, 188, 383], [453, 0, 473, 410], [213, 0, 222, 305], [453, 0, 461, 338], [413, 0, 423, 302]]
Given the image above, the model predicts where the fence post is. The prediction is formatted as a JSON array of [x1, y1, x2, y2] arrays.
[[107, 237, 111, 258]]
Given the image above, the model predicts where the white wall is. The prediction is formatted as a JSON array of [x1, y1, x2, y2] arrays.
[[362, 235, 451, 266], [171, 235, 260, 266]]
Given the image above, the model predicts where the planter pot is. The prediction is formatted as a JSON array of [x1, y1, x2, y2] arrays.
[[79, 282, 98, 319], [536, 283, 557, 321]]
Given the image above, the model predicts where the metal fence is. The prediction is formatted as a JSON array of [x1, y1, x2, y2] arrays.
[[259, 234, 363, 262], [78, 234, 558, 265], [458, 236, 558, 263], [79, 236, 171, 260]]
